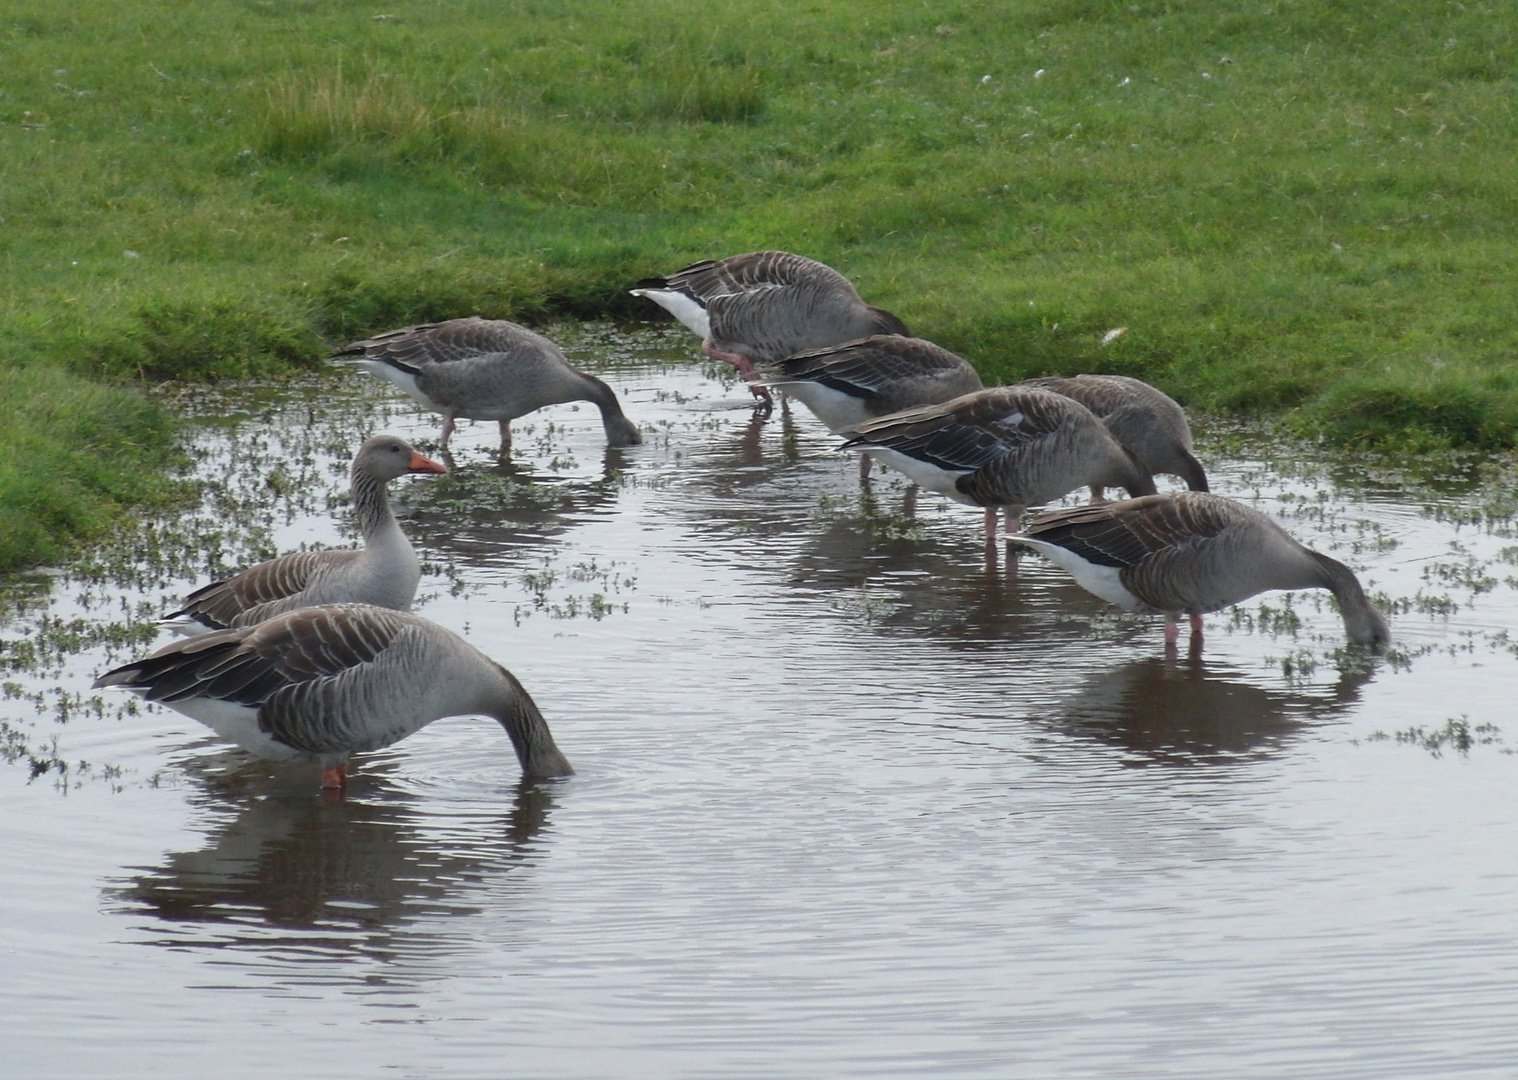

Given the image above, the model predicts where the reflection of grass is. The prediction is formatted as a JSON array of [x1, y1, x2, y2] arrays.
[[828, 586, 897, 626], [0, 682, 130, 787], [1363, 716, 1505, 757]]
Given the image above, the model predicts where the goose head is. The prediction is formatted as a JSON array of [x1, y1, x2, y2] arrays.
[[354, 435, 448, 481]]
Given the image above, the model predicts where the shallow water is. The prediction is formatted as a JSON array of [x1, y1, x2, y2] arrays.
[[3, 325, 1517, 1078]]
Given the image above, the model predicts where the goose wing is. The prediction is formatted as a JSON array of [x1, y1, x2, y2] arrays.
[[99, 604, 422, 756], [98, 605, 406, 702], [167, 550, 358, 629], [634, 251, 842, 305], [1018, 492, 1243, 568], [841, 388, 1073, 473], [769, 336, 976, 400], [1020, 374, 1146, 417], [331, 317, 550, 374]]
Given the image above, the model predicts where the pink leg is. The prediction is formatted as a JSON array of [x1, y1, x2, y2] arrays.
[[320, 761, 348, 793], [1164, 614, 1181, 647], [859, 454, 872, 480], [984, 507, 999, 539], [703, 341, 774, 405], [439, 415, 456, 449], [1189, 612, 1204, 648]]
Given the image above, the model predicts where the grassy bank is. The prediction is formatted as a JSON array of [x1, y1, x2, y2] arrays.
[[3, 0, 1517, 569], [0, 366, 176, 572]]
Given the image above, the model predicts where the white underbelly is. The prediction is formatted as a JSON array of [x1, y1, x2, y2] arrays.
[[350, 360, 439, 411], [160, 696, 307, 762], [860, 448, 974, 502], [630, 288, 711, 339], [776, 383, 872, 433], [1013, 538, 1147, 610]]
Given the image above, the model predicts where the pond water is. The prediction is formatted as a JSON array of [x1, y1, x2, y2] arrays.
[[3, 325, 1517, 1079]]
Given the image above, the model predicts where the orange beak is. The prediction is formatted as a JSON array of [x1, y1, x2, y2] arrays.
[[408, 451, 447, 474]]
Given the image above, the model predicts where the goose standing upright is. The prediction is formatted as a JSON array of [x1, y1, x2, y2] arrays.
[[630, 251, 910, 405], [165, 435, 445, 635], [1019, 374, 1209, 495], [839, 386, 1156, 537], [332, 317, 643, 451], [759, 335, 984, 477], [97, 604, 573, 791], [1008, 492, 1391, 648]]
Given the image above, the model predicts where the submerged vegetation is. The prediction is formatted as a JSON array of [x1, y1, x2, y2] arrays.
[[1363, 716, 1507, 757], [2, 0, 1517, 568]]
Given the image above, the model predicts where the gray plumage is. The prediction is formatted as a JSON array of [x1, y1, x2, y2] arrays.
[[332, 317, 642, 450], [839, 386, 1157, 535], [96, 604, 574, 782], [758, 335, 984, 433], [165, 435, 446, 634], [1019, 374, 1209, 493], [630, 252, 909, 407], [1010, 492, 1391, 646]]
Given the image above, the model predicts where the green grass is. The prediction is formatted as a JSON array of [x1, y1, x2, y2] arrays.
[[0, 365, 177, 572], [3, 0, 1518, 569]]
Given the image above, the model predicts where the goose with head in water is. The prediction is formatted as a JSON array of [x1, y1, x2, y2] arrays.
[[1008, 491, 1391, 649], [98, 604, 573, 791], [759, 335, 983, 478], [332, 317, 643, 451], [839, 386, 1157, 537], [164, 435, 445, 635], [1018, 374, 1209, 496], [630, 251, 909, 405]]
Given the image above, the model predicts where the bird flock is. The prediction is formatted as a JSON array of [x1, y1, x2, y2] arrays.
[[94, 250, 1390, 795]]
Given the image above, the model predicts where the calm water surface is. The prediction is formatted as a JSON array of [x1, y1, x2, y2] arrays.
[[3, 326, 1517, 1078]]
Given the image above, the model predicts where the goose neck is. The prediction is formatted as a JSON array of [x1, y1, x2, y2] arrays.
[[487, 663, 574, 778], [581, 373, 618, 415], [350, 469, 396, 540], [1310, 551, 1390, 646], [584, 374, 641, 446]]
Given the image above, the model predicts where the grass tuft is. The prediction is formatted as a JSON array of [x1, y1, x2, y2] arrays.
[[0, 365, 177, 572], [87, 297, 325, 381]]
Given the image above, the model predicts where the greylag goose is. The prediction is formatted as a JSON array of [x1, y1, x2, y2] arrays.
[[760, 335, 983, 477], [96, 604, 573, 790], [332, 317, 642, 451], [1019, 374, 1209, 495], [1008, 492, 1390, 647], [164, 435, 445, 635], [630, 251, 909, 405], [839, 386, 1156, 537]]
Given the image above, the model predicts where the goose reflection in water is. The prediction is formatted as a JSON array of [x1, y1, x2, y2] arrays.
[[402, 449, 632, 568], [698, 396, 805, 491], [1047, 653, 1377, 764], [783, 482, 1110, 646], [108, 757, 556, 978]]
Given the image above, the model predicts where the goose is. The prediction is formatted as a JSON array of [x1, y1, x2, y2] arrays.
[[1008, 492, 1391, 647], [96, 604, 573, 790], [839, 386, 1157, 537], [164, 435, 445, 635], [630, 251, 910, 405], [758, 335, 983, 478], [332, 317, 643, 451], [1019, 374, 1209, 495]]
